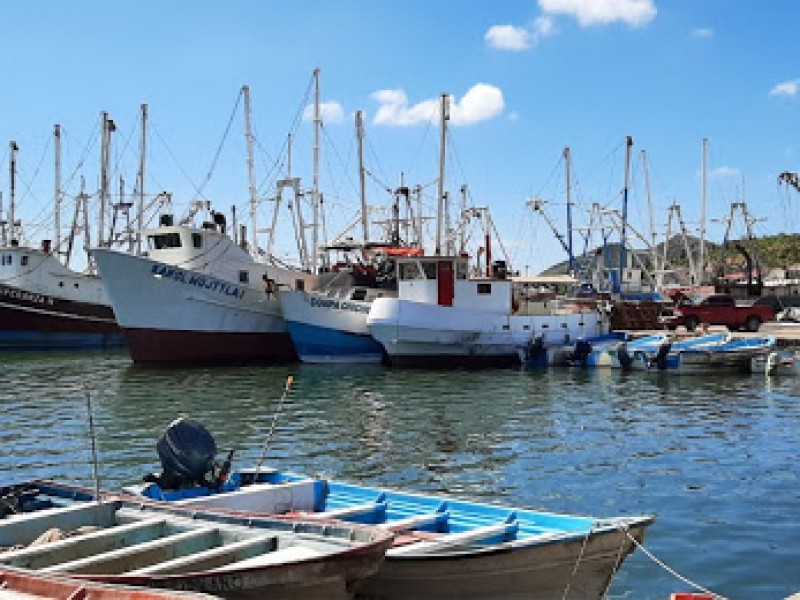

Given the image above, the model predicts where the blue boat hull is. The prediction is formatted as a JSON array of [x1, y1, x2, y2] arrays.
[[285, 320, 385, 363], [0, 330, 125, 350]]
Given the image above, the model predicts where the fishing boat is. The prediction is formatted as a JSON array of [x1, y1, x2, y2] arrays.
[[0, 136, 124, 351], [0, 565, 217, 599], [366, 254, 609, 368], [280, 245, 420, 363], [632, 334, 775, 374], [0, 243, 123, 350], [752, 348, 799, 376], [0, 479, 393, 599], [92, 216, 313, 364], [129, 418, 655, 599]]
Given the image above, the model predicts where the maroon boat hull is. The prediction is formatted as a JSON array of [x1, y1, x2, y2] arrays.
[[122, 328, 298, 364]]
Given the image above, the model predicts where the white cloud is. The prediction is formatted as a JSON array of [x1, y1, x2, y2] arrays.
[[485, 24, 531, 51], [539, 0, 656, 27], [302, 101, 344, 124], [769, 79, 800, 97], [691, 27, 714, 38], [371, 84, 505, 127], [485, 16, 556, 51], [710, 166, 740, 179]]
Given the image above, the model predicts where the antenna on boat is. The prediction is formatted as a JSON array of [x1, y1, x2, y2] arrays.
[[84, 386, 102, 504], [255, 376, 295, 473]]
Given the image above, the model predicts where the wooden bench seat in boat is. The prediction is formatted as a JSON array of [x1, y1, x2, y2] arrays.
[[129, 535, 278, 575], [0, 518, 167, 569], [306, 501, 388, 520], [41, 527, 221, 574], [379, 511, 450, 533], [216, 545, 323, 569], [388, 520, 520, 556]]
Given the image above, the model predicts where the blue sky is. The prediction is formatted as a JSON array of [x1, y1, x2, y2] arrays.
[[1, 0, 799, 274]]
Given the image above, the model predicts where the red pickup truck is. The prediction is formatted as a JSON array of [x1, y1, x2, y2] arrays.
[[672, 293, 774, 332]]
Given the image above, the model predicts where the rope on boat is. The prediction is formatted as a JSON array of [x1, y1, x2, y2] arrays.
[[255, 376, 295, 472], [560, 527, 592, 600], [601, 522, 632, 598], [620, 527, 728, 600]]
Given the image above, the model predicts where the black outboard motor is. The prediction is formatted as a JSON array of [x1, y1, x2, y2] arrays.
[[144, 418, 218, 490], [572, 338, 592, 368], [526, 334, 546, 367], [654, 341, 672, 370], [617, 342, 633, 372]]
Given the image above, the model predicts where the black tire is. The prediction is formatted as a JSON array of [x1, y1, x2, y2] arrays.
[[745, 316, 761, 332], [684, 316, 699, 332]]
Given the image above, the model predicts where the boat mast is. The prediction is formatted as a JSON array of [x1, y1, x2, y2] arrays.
[[699, 137, 708, 285], [459, 184, 468, 253], [436, 93, 449, 255], [356, 110, 368, 244], [98, 112, 115, 249], [564, 146, 574, 273], [618, 135, 633, 292], [312, 67, 321, 273], [642, 149, 658, 287], [137, 104, 147, 256], [8, 141, 18, 243], [243, 85, 259, 256], [54, 125, 62, 255]]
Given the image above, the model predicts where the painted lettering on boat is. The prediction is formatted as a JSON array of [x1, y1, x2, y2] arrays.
[[0, 284, 56, 306], [151, 264, 245, 300], [309, 295, 370, 314]]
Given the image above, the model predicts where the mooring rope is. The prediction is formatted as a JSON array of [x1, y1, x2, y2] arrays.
[[621, 527, 728, 600], [561, 527, 593, 600]]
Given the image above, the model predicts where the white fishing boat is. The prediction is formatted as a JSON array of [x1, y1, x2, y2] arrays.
[[0, 243, 122, 350], [0, 132, 124, 351], [0, 480, 393, 599], [367, 254, 608, 367], [92, 217, 313, 364]]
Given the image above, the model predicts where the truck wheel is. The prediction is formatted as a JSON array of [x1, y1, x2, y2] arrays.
[[684, 316, 699, 332], [745, 316, 761, 332]]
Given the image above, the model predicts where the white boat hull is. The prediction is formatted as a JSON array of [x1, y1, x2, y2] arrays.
[[93, 249, 294, 363], [368, 297, 607, 367]]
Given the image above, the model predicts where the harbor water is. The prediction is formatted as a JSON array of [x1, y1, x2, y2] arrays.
[[2, 349, 799, 598]]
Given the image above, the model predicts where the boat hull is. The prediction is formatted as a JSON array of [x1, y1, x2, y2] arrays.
[[368, 297, 606, 368], [93, 249, 296, 364], [0, 283, 123, 350], [357, 523, 650, 600], [280, 290, 383, 363]]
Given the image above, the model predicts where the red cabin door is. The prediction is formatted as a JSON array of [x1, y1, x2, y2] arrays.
[[437, 260, 454, 306]]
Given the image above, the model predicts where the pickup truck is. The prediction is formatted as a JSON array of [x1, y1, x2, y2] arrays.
[[672, 293, 774, 332]]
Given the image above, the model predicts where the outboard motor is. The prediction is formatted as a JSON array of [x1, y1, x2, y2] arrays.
[[617, 342, 633, 372], [144, 418, 218, 490], [526, 334, 547, 368], [654, 341, 672, 370], [572, 338, 592, 368]]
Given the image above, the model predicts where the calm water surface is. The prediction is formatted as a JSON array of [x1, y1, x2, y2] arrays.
[[2, 349, 799, 599]]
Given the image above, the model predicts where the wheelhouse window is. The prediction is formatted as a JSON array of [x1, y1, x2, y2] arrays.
[[148, 233, 182, 250], [351, 289, 367, 301], [21, 256, 28, 266], [192, 233, 203, 248], [456, 261, 468, 280], [477, 283, 492, 294], [421, 261, 437, 279], [239, 270, 249, 284], [400, 262, 423, 280]]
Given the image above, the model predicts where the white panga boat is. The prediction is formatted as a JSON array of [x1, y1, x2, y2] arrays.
[[128, 418, 655, 600], [92, 216, 314, 364], [366, 254, 608, 367], [0, 479, 393, 599]]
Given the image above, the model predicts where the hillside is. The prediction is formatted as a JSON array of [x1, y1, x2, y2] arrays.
[[541, 233, 800, 276]]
